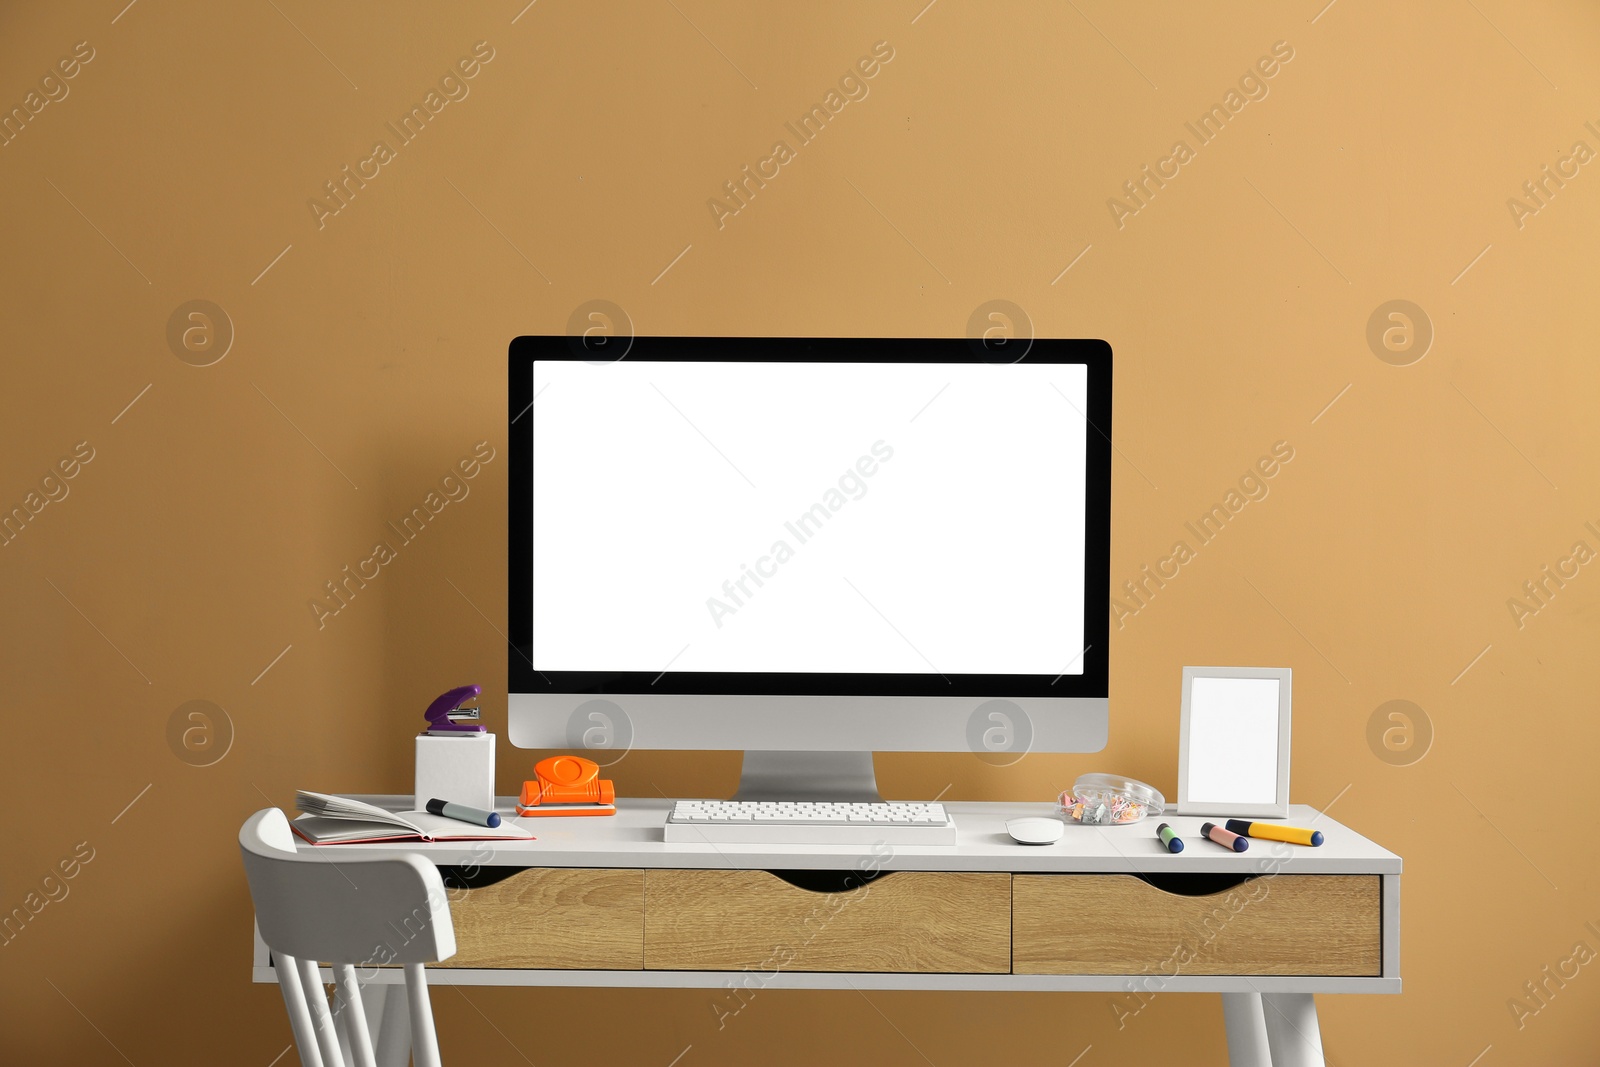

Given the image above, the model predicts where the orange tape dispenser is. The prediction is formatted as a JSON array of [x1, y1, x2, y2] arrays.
[[517, 755, 616, 817]]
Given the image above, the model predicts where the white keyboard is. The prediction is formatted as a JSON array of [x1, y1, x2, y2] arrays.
[[663, 800, 957, 845]]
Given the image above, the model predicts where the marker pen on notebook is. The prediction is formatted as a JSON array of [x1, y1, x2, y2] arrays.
[[1200, 822, 1248, 852], [426, 799, 501, 828], [1225, 819, 1323, 846], [1155, 823, 1184, 853]]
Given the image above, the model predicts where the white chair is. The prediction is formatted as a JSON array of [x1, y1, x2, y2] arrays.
[[240, 808, 456, 1067]]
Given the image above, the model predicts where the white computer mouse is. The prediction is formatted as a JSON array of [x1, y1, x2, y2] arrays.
[[1006, 817, 1064, 845]]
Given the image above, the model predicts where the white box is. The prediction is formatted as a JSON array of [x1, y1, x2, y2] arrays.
[[414, 733, 495, 811]]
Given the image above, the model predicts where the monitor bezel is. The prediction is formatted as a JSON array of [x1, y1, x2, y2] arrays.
[[508, 337, 1111, 699]]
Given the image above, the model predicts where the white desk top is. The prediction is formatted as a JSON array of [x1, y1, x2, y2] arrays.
[[303, 797, 1401, 876]]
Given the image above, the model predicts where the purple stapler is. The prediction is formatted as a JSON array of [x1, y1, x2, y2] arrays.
[[423, 684, 487, 736]]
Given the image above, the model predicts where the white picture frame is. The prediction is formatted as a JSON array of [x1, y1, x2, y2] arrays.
[[1177, 665, 1292, 819]]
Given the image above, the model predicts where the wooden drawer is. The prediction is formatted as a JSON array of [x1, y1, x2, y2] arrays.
[[442, 868, 644, 969], [1012, 874, 1381, 976], [644, 869, 1010, 973]]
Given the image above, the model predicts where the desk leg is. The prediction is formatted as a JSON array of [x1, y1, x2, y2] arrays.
[[1261, 992, 1325, 1067], [369, 984, 411, 1067], [1222, 992, 1272, 1067], [357, 985, 385, 1051]]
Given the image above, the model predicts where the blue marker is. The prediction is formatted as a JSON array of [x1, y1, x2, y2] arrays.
[[1201, 822, 1249, 852], [426, 798, 501, 828], [1225, 819, 1324, 847], [1156, 822, 1184, 853]]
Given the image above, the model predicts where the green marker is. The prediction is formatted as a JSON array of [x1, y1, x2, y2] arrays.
[[1156, 822, 1184, 853]]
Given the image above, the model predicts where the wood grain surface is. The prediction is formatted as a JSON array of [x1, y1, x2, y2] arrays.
[[644, 869, 1011, 973], [443, 867, 644, 969], [1012, 874, 1381, 976]]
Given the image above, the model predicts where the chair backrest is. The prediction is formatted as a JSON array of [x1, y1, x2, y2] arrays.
[[239, 808, 456, 966]]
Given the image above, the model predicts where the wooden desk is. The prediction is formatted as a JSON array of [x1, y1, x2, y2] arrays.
[[251, 798, 1400, 1067]]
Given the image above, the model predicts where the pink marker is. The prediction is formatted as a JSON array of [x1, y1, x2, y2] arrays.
[[1200, 822, 1249, 852]]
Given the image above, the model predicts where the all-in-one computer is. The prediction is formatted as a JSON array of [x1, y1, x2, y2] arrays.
[[507, 338, 1111, 842]]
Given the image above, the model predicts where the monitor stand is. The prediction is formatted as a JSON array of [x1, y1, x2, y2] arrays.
[[733, 751, 881, 803]]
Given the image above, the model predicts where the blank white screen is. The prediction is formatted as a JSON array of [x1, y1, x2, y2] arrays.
[[531, 360, 1088, 676], [1186, 677, 1281, 804]]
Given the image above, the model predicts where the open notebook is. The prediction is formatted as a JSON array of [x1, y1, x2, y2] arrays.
[[292, 790, 535, 845]]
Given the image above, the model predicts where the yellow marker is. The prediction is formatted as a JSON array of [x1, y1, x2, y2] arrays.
[[1225, 819, 1323, 847]]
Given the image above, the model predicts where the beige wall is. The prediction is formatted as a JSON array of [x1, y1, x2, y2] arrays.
[[3, 2, 1598, 1063]]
